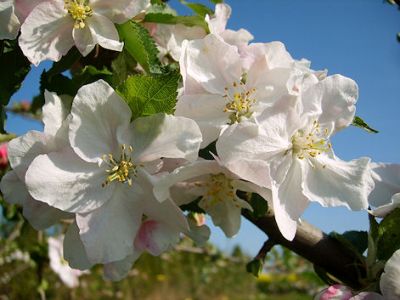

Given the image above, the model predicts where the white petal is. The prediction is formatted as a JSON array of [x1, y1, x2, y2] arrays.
[[92, 0, 149, 24], [219, 28, 253, 48], [302, 155, 372, 211], [272, 159, 309, 241], [0, 0, 20, 40], [43, 90, 71, 136], [175, 93, 230, 148], [14, 0, 43, 23], [206, 3, 231, 34], [380, 249, 400, 299], [0, 170, 28, 205], [181, 34, 242, 95], [19, 1, 74, 65], [305, 75, 358, 133], [25, 147, 114, 213], [72, 26, 96, 56], [7, 130, 52, 177], [103, 252, 141, 281], [87, 13, 123, 52], [69, 80, 131, 163], [369, 163, 400, 208], [154, 160, 221, 202], [76, 185, 143, 264], [371, 193, 400, 218], [64, 221, 93, 270], [125, 114, 202, 163], [24, 196, 70, 230], [199, 197, 242, 237]]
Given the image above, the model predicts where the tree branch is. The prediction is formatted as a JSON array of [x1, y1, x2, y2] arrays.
[[243, 211, 367, 290]]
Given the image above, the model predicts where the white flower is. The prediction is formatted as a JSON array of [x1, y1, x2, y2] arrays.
[[368, 163, 400, 217], [177, 34, 296, 147], [48, 235, 87, 288], [314, 284, 353, 300], [154, 159, 272, 237], [0, 90, 71, 230], [19, 0, 150, 65], [25, 80, 202, 264], [0, 0, 19, 39], [380, 249, 400, 299], [217, 75, 374, 240]]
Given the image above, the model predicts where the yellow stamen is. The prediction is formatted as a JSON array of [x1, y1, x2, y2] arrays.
[[101, 144, 137, 187], [64, 0, 93, 29]]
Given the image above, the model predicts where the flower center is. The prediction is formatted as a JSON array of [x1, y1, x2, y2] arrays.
[[101, 145, 137, 187], [291, 120, 331, 160], [201, 173, 236, 208], [223, 81, 256, 124], [64, 0, 93, 29]]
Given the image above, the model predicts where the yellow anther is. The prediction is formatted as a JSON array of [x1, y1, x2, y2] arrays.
[[64, 0, 93, 29], [223, 79, 257, 124], [101, 145, 137, 187], [291, 121, 331, 160]]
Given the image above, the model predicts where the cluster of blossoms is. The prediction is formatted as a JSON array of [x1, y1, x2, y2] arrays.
[[1, 0, 400, 294]]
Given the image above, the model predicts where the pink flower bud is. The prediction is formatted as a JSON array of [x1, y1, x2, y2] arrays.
[[315, 285, 353, 300], [0, 143, 8, 169]]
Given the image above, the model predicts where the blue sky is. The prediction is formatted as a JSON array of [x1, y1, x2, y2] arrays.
[[6, 0, 400, 256]]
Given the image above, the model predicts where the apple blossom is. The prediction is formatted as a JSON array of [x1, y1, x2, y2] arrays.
[[25, 80, 202, 264], [217, 75, 374, 240], [177, 33, 298, 147], [379, 249, 400, 299], [19, 0, 150, 65], [0, 90, 71, 230], [368, 163, 400, 217], [154, 159, 273, 237]]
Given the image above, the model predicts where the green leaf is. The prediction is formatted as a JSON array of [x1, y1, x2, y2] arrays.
[[111, 50, 138, 86], [249, 193, 268, 219], [352, 116, 378, 133], [117, 21, 162, 74], [180, 0, 214, 17], [330, 231, 368, 260], [144, 13, 209, 32], [246, 258, 263, 277], [377, 208, 400, 260], [117, 71, 180, 119]]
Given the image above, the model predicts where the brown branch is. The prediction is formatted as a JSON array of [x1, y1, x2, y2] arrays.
[[243, 211, 367, 290]]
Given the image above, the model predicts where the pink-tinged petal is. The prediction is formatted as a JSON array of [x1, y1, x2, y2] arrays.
[[25, 147, 114, 213], [272, 159, 309, 241], [134, 220, 180, 256], [314, 284, 353, 300], [72, 26, 96, 56], [76, 185, 143, 264], [181, 34, 242, 95], [87, 13, 123, 52], [15, 0, 43, 23], [369, 163, 400, 208], [380, 249, 400, 299], [19, 0, 74, 65], [69, 80, 131, 163], [64, 221, 94, 270], [103, 252, 141, 281], [0, 0, 20, 40], [0, 170, 28, 205], [92, 0, 149, 24], [350, 292, 383, 300], [125, 114, 202, 163], [302, 155, 373, 211]]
